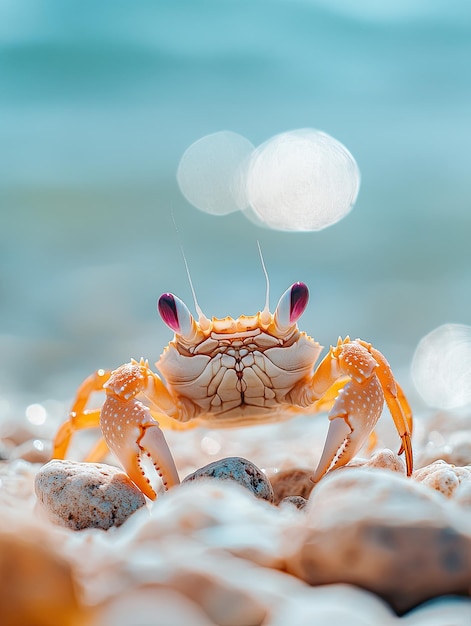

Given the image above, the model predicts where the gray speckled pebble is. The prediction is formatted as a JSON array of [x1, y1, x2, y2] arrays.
[[279, 495, 308, 510], [183, 457, 274, 502], [35, 459, 146, 531]]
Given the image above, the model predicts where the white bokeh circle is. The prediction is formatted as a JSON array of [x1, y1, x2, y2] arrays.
[[176, 131, 254, 216], [411, 323, 471, 409], [177, 128, 360, 231], [244, 129, 360, 231]]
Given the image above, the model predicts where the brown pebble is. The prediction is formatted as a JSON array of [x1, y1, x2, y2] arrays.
[[183, 457, 274, 502], [0, 515, 87, 626], [269, 468, 314, 504], [35, 459, 146, 531], [286, 468, 471, 613]]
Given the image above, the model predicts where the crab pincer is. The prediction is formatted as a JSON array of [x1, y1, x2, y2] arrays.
[[101, 365, 180, 500], [310, 338, 413, 482]]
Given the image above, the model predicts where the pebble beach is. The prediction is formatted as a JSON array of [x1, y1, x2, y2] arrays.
[[1, 400, 470, 626]]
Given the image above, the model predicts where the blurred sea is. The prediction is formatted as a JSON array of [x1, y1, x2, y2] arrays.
[[1, 0, 471, 412]]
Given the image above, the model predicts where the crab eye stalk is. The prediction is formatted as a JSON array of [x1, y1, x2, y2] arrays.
[[158, 293, 194, 338], [274, 282, 309, 330]]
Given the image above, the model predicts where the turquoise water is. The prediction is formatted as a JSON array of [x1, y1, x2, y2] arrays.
[[1, 1, 471, 403]]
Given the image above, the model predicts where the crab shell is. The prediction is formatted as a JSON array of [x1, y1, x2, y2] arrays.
[[156, 283, 322, 426]]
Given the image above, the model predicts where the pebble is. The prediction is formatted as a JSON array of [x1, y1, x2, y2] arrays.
[[279, 495, 308, 510], [80, 530, 313, 626], [183, 456, 274, 502], [134, 480, 289, 570], [95, 587, 217, 626], [265, 584, 396, 626], [0, 510, 87, 626], [4, 417, 471, 623], [286, 467, 471, 613], [455, 481, 471, 507], [35, 460, 146, 530], [266, 586, 471, 626], [364, 448, 407, 474], [269, 467, 314, 504], [413, 460, 471, 499]]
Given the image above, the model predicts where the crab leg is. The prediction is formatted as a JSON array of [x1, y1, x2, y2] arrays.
[[310, 338, 413, 482], [52, 369, 111, 459], [53, 409, 101, 459], [395, 382, 413, 455], [356, 340, 413, 461], [85, 435, 112, 463]]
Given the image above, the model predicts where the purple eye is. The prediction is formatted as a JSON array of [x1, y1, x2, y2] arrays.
[[158, 293, 193, 336], [275, 282, 309, 329], [289, 282, 309, 323]]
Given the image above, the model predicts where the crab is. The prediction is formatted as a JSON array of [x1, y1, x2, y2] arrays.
[[53, 281, 413, 500]]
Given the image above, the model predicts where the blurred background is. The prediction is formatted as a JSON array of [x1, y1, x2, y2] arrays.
[[1, 0, 471, 415]]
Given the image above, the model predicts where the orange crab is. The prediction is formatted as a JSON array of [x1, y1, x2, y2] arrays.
[[53, 281, 413, 500]]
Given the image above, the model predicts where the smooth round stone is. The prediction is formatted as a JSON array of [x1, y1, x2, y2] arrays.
[[286, 468, 471, 613], [364, 449, 407, 474], [35, 460, 146, 531], [97, 587, 217, 626], [269, 467, 314, 504], [0, 516, 85, 626], [183, 457, 274, 502]]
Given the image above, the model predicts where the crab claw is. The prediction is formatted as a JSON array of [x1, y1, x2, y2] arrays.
[[311, 414, 354, 483], [101, 395, 180, 500], [311, 375, 384, 483]]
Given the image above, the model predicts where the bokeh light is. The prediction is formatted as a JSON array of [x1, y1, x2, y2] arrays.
[[411, 323, 471, 409], [177, 128, 360, 232], [25, 403, 47, 425], [2, 1, 471, 399], [176, 131, 255, 216], [244, 129, 360, 231]]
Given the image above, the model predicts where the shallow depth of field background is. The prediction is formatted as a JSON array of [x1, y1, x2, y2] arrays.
[[1, 1, 471, 414]]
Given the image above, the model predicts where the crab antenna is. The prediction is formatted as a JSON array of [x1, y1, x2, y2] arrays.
[[257, 240, 270, 314], [182, 245, 207, 322], [171, 210, 208, 323]]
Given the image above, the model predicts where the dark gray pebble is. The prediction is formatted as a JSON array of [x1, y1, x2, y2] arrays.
[[183, 456, 274, 502]]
